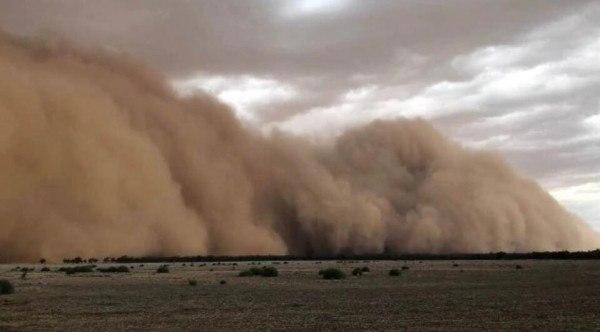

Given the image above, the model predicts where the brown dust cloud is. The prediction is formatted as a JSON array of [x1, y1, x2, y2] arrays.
[[0, 33, 598, 262]]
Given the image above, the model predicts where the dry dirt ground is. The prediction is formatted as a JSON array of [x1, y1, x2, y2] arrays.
[[1, 260, 599, 330]]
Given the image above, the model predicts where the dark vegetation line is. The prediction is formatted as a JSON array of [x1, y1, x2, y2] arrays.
[[59, 249, 600, 264]]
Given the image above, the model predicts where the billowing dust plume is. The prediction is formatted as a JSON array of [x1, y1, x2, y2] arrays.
[[0, 34, 598, 262]]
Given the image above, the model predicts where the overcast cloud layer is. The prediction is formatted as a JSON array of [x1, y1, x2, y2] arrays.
[[0, 0, 598, 228]]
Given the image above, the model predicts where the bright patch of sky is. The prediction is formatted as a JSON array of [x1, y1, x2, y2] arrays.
[[280, 0, 352, 19], [173, 74, 297, 123]]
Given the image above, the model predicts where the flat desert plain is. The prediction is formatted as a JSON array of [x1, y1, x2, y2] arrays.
[[1, 260, 600, 330]]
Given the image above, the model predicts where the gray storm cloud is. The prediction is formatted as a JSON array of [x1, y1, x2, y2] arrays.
[[0, 34, 598, 262]]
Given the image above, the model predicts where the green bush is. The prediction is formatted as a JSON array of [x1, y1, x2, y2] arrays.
[[59, 265, 95, 275], [188, 279, 197, 286], [219, 280, 227, 285], [238, 270, 254, 277], [260, 266, 278, 277], [389, 269, 401, 276], [96, 265, 130, 273], [515, 264, 523, 270], [238, 266, 278, 277], [0, 279, 14, 295], [319, 268, 346, 280], [401, 265, 410, 270], [0, 279, 15, 294], [352, 268, 363, 276], [156, 265, 170, 273], [360, 266, 370, 272], [40, 267, 50, 272]]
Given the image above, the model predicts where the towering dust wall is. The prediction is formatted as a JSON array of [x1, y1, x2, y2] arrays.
[[0, 35, 597, 262]]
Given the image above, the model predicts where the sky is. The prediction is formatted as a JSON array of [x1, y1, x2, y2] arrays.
[[0, 0, 598, 229]]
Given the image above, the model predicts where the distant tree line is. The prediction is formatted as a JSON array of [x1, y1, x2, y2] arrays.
[[58, 249, 600, 264], [62, 257, 99, 264]]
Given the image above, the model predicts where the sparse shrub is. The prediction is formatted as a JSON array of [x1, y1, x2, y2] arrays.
[[261, 266, 278, 277], [0, 279, 14, 295], [188, 279, 197, 286], [352, 268, 363, 276], [452, 263, 459, 267], [59, 265, 95, 275], [68, 266, 93, 274], [156, 265, 170, 273], [219, 280, 226, 285], [97, 265, 130, 273], [361, 266, 370, 272], [238, 266, 278, 277], [389, 269, 401, 276], [238, 270, 254, 277], [515, 264, 523, 270], [41, 267, 50, 272], [319, 268, 346, 280], [39, 258, 46, 265], [401, 266, 410, 270]]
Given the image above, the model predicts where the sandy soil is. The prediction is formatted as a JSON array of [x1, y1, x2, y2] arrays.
[[1, 260, 599, 330]]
